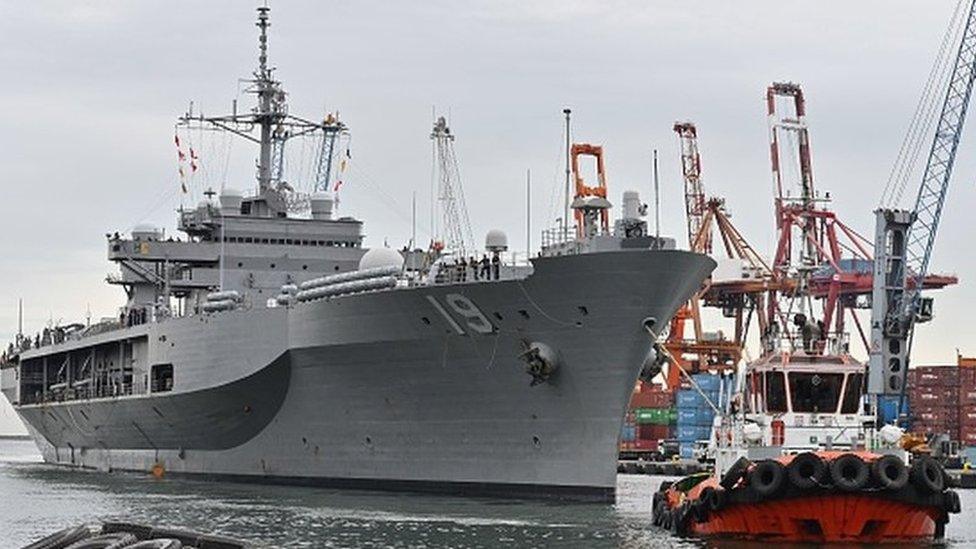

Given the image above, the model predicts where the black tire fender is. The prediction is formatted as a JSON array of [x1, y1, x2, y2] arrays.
[[711, 488, 728, 511], [872, 454, 909, 491], [787, 452, 827, 490], [64, 533, 138, 549], [652, 499, 665, 527], [748, 460, 786, 497], [911, 457, 945, 494], [830, 453, 869, 491], [691, 500, 709, 523], [699, 487, 716, 511], [126, 540, 183, 549], [943, 489, 961, 514], [720, 456, 752, 490], [23, 526, 92, 549]]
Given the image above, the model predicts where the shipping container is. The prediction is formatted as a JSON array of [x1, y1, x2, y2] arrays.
[[911, 420, 958, 438], [679, 445, 695, 459], [676, 425, 712, 442], [676, 390, 720, 409], [909, 385, 959, 406], [690, 373, 722, 392], [629, 389, 673, 409], [637, 424, 670, 441], [620, 424, 636, 442], [634, 407, 674, 425], [959, 406, 976, 427], [960, 387, 976, 405], [912, 405, 959, 425], [676, 407, 714, 426], [915, 366, 960, 387], [621, 438, 658, 452], [960, 431, 976, 447]]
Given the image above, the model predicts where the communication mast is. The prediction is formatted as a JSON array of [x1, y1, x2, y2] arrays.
[[431, 116, 474, 254], [176, 6, 345, 216]]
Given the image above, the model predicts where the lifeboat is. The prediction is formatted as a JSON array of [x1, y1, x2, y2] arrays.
[[652, 450, 960, 543]]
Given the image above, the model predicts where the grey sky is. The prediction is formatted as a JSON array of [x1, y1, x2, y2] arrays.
[[1, 1, 974, 431]]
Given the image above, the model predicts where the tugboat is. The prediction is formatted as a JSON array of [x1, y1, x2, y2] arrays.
[[651, 341, 962, 543]]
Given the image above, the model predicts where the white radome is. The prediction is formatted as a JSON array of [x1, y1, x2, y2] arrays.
[[485, 229, 508, 252], [358, 247, 404, 271]]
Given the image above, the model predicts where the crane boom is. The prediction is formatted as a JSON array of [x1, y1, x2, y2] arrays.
[[902, 1, 976, 322], [674, 122, 711, 254], [869, 0, 976, 396]]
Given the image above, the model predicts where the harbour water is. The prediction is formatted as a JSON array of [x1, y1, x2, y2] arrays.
[[2, 438, 974, 548]]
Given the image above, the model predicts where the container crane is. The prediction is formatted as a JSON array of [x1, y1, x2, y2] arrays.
[[869, 0, 976, 399], [662, 122, 776, 389]]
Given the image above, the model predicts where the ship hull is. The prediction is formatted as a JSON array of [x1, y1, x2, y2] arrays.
[[9, 250, 713, 500], [688, 494, 940, 543]]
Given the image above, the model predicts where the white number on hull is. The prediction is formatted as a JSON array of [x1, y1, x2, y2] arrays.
[[427, 294, 496, 335]]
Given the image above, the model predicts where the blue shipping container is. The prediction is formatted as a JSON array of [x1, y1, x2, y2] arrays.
[[691, 373, 722, 392], [620, 425, 636, 442], [676, 407, 714, 426], [676, 425, 711, 442], [676, 390, 721, 409], [679, 445, 695, 459]]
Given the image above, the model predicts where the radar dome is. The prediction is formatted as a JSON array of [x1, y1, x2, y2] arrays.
[[485, 229, 508, 252], [358, 247, 404, 271]]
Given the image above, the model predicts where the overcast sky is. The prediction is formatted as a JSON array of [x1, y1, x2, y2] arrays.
[[3, 1, 976, 431]]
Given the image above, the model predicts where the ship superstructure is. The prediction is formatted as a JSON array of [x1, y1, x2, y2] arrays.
[[0, 7, 714, 501]]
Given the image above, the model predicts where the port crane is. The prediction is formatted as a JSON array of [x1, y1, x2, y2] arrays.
[[662, 123, 778, 389], [869, 0, 976, 401]]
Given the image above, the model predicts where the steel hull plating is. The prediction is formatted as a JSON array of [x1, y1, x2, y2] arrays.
[[11, 251, 713, 500]]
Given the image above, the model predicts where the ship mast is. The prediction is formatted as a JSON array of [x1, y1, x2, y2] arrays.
[[255, 6, 276, 193], [177, 6, 346, 215]]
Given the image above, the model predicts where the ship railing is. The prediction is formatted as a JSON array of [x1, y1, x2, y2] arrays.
[[32, 381, 136, 404], [540, 225, 577, 249], [423, 249, 533, 286], [764, 330, 851, 356]]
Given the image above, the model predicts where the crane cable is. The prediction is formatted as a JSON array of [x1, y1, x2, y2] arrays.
[[881, 0, 968, 208]]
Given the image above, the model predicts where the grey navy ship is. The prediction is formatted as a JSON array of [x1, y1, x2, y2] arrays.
[[0, 7, 714, 500]]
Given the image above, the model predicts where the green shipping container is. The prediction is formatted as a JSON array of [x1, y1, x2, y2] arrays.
[[635, 407, 675, 425]]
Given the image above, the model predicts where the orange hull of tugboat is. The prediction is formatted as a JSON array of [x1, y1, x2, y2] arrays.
[[688, 493, 938, 543], [653, 451, 959, 544]]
